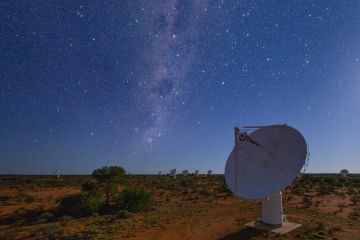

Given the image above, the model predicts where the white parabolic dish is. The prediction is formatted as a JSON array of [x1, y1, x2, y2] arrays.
[[225, 125, 307, 199], [340, 169, 349, 177]]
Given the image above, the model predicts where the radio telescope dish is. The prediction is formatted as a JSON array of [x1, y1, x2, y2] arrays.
[[53, 170, 60, 181], [224, 124, 308, 230], [195, 170, 199, 176], [340, 169, 348, 177], [225, 125, 307, 199], [170, 169, 176, 179], [182, 170, 189, 176], [207, 170, 212, 175]]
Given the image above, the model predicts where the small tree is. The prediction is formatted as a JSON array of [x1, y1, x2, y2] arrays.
[[92, 166, 126, 206]]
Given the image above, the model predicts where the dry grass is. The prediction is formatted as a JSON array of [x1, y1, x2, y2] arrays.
[[0, 174, 359, 239]]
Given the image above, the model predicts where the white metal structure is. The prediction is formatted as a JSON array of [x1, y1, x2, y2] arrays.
[[261, 192, 283, 225], [170, 169, 176, 179], [207, 170, 212, 175], [182, 170, 189, 176], [195, 170, 199, 176], [340, 169, 349, 177], [225, 124, 308, 226], [54, 170, 60, 181], [158, 171, 162, 176]]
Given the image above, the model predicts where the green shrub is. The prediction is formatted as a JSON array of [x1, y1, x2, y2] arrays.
[[36, 211, 55, 224], [13, 207, 27, 215], [9, 206, 44, 224], [36, 217, 48, 224], [39, 211, 55, 220], [180, 179, 194, 187], [117, 188, 154, 212], [316, 221, 326, 231], [116, 209, 133, 219], [13, 219, 26, 227], [33, 223, 64, 240], [59, 215, 73, 225], [349, 210, 360, 221], [24, 195, 35, 203], [81, 181, 98, 194], [83, 226, 99, 238], [0, 195, 15, 205], [58, 193, 102, 217]]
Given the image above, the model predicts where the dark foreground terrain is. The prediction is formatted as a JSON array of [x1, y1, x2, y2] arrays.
[[0, 173, 359, 239]]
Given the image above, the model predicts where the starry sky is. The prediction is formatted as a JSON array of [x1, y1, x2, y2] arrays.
[[1, 1, 360, 174]]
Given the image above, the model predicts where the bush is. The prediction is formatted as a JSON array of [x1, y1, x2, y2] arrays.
[[36, 211, 55, 224], [59, 215, 73, 225], [81, 182, 98, 194], [117, 188, 154, 212], [83, 226, 99, 238], [8, 206, 44, 225], [116, 209, 133, 219], [32, 223, 64, 240], [180, 179, 194, 187], [58, 193, 102, 217], [0, 195, 15, 205], [24, 195, 36, 203], [39, 211, 55, 220]]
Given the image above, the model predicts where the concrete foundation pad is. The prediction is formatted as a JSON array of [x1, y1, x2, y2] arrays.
[[245, 220, 301, 234]]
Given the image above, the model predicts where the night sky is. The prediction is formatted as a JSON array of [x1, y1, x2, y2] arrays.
[[1, 1, 360, 174]]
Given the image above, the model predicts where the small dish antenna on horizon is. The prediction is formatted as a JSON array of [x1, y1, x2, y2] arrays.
[[340, 169, 349, 177], [54, 170, 60, 181], [207, 170, 212, 175], [225, 124, 309, 232], [158, 171, 162, 176], [195, 170, 199, 176], [182, 170, 189, 176], [170, 169, 176, 179]]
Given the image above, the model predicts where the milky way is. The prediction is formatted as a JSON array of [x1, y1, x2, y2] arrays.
[[135, 0, 209, 146]]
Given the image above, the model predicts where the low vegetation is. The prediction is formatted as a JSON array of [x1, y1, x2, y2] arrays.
[[57, 192, 102, 217], [117, 187, 154, 212], [0, 172, 359, 239]]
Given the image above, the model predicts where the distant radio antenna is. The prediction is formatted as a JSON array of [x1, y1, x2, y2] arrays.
[[207, 170, 212, 176], [182, 170, 189, 176], [170, 169, 176, 179], [54, 170, 60, 181], [195, 170, 199, 176], [158, 171, 162, 176], [340, 169, 349, 177]]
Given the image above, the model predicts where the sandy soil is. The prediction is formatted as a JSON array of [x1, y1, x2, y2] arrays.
[[0, 175, 359, 239]]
